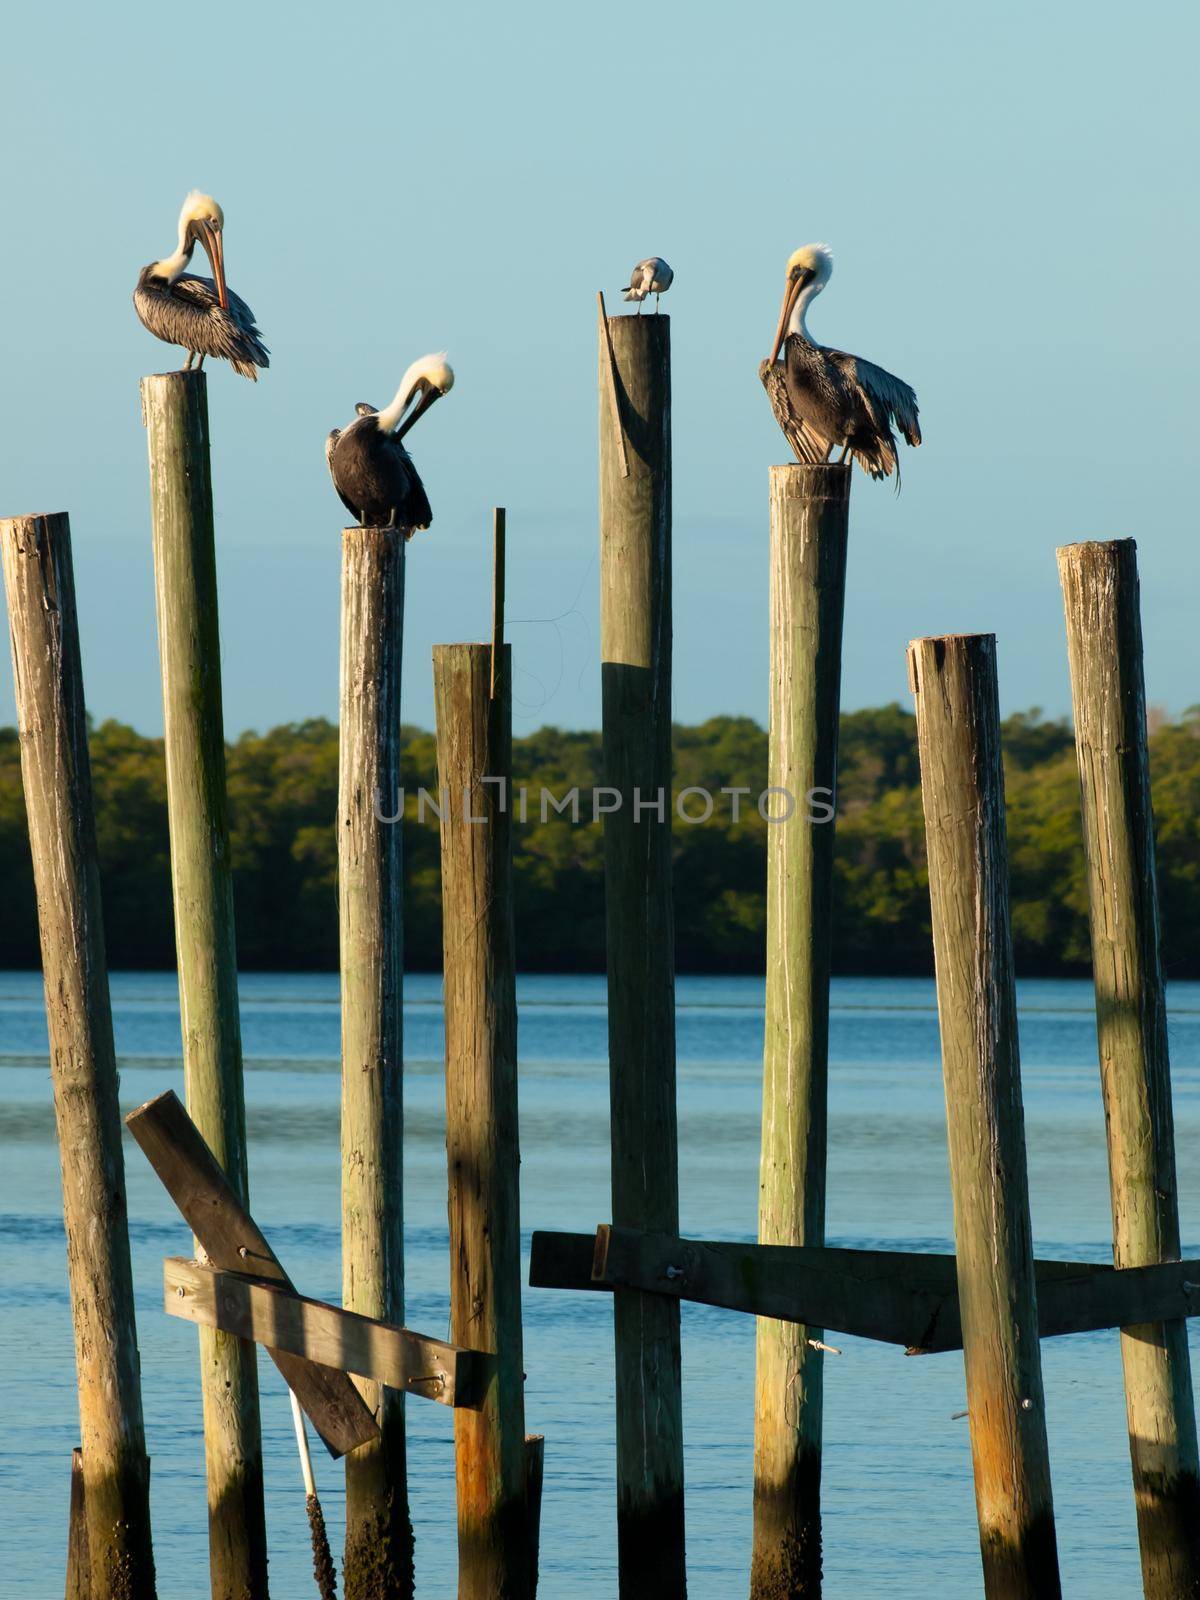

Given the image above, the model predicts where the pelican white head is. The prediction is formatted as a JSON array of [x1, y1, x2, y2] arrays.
[[153, 190, 229, 308], [771, 243, 834, 360], [378, 353, 455, 437]]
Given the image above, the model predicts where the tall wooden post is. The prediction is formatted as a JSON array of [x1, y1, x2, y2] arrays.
[[142, 372, 267, 1600], [751, 464, 850, 1599], [908, 634, 1060, 1599], [338, 526, 413, 1600], [434, 640, 531, 1599], [597, 307, 686, 1597], [1057, 540, 1200, 1596], [2, 513, 156, 1600]]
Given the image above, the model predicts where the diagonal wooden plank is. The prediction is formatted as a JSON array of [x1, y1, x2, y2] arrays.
[[531, 1227, 1200, 1353], [164, 1259, 488, 1408], [127, 1089, 378, 1457]]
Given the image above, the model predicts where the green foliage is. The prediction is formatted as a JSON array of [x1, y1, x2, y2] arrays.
[[0, 705, 1197, 975]]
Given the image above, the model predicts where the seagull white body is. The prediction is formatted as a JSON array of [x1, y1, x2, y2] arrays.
[[623, 256, 673, 312]]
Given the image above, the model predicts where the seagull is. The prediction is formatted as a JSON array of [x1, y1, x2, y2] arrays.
[[622, 256, 673, 313]]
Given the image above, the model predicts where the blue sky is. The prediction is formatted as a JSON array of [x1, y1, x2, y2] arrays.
[[1, 0, 1196, 738]]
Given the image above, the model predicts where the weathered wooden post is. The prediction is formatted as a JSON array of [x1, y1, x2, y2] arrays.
[[908, 633, 1060, 1599], [2, 512, 156, 1600], [338, 525, 413, 1599], [1057, 539, 1200, 1596], [751, 463, 850, 1599], [597, 301, 686, 1596], [434, 635, 531, 1599], [142, 371, 267, 1599]]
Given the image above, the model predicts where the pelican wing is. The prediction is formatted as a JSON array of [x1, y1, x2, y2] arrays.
[[758, 359, 825, 464], [170, 275, 271, 375], [826, 349, 920, 448]]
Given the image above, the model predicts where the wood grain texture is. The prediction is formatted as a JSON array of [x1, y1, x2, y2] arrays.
[[126, 1090, 377, 1456], [141, 370, 267, 1599], [434, 642, 531, 1599], [163, 1259, 486, 1408], [753, 462, 849, 1600], [597, 310, 686, 1598], [909, 634, 1060, 1598], [2, 513, 156, 1600], [1058, 540, 1200, 1597], [338, 527, 413, 1597]]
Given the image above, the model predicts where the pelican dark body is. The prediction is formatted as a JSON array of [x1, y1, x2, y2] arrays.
[[326, 355, 453, 533], [764, 244, 920, 481], [133, 191, 269, 380], [326, 408, 432, 531]]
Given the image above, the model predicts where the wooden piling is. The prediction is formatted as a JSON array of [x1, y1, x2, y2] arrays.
[[433, 640, 531, 1599], [1057, 539, 1200, 1596], [908, 634, 1060, 1599], [751, 463, 850, 1599], [141, 371, 267, 1599], [338, 526, 413, 1599], [597, 307, 686, 1597], [1, 513, 156, 1600]]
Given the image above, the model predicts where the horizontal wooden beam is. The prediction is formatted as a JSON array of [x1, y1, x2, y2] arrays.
[[127, 1090, 377, 1456], [530, 1227, 1200, 1353], [165, 1258, 487, 1409]]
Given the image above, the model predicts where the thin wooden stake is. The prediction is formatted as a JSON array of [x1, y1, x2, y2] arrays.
[[909, 633, 1061, 1598], [434, 640, 531, 1599], [66, 1448, 91, 1600], [338, 526, 413, 1598], [1057, 539, 1200, 1595], [751, 462, 850, 1600], [1, 513, 156, 1600], [597, 308, 685, 1597], [525, 1435, 545, 1599], [597, 292, 631, 479], [141, 370, 267, 1598], [491, 507, 506, 699]]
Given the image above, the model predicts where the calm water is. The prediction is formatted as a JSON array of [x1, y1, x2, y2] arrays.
[[3, 971, 1200, 1598]]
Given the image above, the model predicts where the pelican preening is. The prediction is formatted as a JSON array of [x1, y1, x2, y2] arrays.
[[760, 245, 920, 482], [134, 192, 269, 380], [325, 354, 454, 534], [623, 256, 673, 312]]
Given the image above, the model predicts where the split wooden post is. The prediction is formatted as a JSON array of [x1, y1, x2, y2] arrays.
[[1057, 540, 1200, 1595], [433, 639, 531, 1599], [751, 463, 850, 1599], [909, 634, 1060, 1598], [338, 526, 413, 1598], [597, 306, 686, 1596], [1, 513, 156, 1600], [141, 371, 267, 1598]]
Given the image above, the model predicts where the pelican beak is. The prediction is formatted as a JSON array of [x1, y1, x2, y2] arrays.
[[770, 271, 808, 364], [198, 221, 230, 311], [395, 383, 444, 441]]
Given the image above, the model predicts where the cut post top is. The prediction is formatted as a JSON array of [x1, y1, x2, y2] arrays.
[[0, 510, 69, 532], [906, 631, 996, 694], [768, 461, 852, 499]]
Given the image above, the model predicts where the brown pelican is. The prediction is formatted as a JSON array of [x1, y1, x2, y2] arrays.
[[623, 256, 673, 312], [760, 244, 920, 481], [133, 192, 269, 379], [325, 354, 454, 533]]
